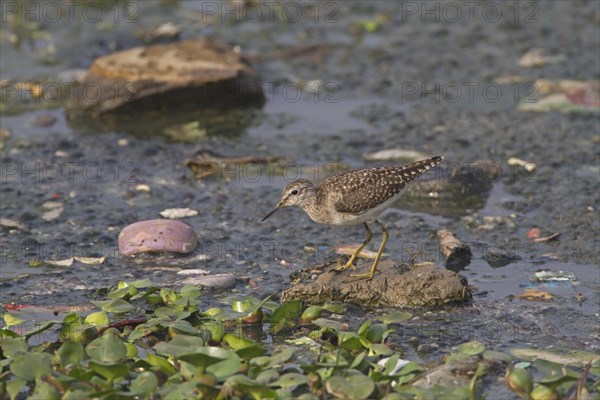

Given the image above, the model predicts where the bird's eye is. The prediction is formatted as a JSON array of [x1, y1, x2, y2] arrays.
[[291, 189, 299, 195]]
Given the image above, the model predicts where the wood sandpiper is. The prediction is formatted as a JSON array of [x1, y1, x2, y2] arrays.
[[262, 156, 444, 280]]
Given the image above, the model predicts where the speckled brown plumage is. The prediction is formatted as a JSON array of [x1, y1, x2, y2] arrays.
[[321, 157, 443, 214]]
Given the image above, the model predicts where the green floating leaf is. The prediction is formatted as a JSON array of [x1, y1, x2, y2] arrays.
[[312, 318, 343, 331], [154, 334, 206, 357], [326, 373, 374, 399], [267, 347, 295, 369], [6, 378, 27, 400], [1, 338, 28, 358], [483, 350, 512, 364], [147, 352, 176, 375], [379, 311, 413, 324], [85, 329, 128, 363], [223, 333, 255, 351], [127, 371, 159, 396], [223, 375, 277, 400], [534, 359, 580, 384], [10, 352, 52, 381], [236, 344, 267, 361], [201, 321, 226, 343], [323, 302, 346, 314], [84, 311, 110, 327], [177, 352, 226, 370], [271, 300, 302, 334], [271, 372, 309, 389], [180, 284, 201, 300], [88, 360, 130, 381], [300, 306, 323, 323], [457, 340, 485, 356], [129, 278, 155, 288], [91, 298, 134, 314], [30, 380, 60, 400], [108, 285, 138, 299], [57, 342, 85, 366]]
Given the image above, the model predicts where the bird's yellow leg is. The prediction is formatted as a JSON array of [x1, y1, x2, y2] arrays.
[[351, 220, 388, 280], [336, 223, 372, 271]]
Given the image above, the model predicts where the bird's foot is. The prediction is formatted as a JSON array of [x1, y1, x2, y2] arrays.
[[334, 257, 356, 272]]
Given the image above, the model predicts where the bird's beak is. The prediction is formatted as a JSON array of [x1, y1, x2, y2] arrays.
[[261, 201, 284, 222]]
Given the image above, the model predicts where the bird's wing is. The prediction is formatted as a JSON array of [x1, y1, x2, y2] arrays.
[[328, 168, 407, 214], [328, 158, 442, 214]]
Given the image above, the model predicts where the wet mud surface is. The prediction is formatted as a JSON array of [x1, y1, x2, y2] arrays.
[[1, 2, 599, 395]]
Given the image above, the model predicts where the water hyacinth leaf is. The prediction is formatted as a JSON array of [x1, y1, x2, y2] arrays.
[[365, 323, 390, 343], [323, 302, 346, 314], [160, 288, 178, 305], [235, 344, 267, 360], [357, 320, 371, 337], [271, 372, 309, 388], [1, 338, 28, 358], [84, 311, 110, 327], [340, 333, 367, 352], [326, 373, 375, 399], [223, 333, 255, 351], [3, 313, 25, 326], [483, 350, 513, 364], [146, 352, 176, 375], [201, 321, 226, 343], [312, 318, 344, 331], [300, 306, 323, 323], [125, 371, 159, 396], [535, 359, 580, 384], [350, 351, 367, 369], [91, 298, 134, 313], [177, 352, 226, 371], [369, 343, 395, 356], [178, 347, 241, 380], [505, 367, 533, 398], [6, 378, 27, 400], [30, 380, 60, 400], [160, 381, 204, 400], [180, 284, 201, 300], [398, 361, 425, 376], [379, 311, 413, 324], [10, 352, 52, 381], [85, 329, 127, 363], [155, 307, 191, 321], [255, 369, 280, 385], [128, 278, 155, 288], [88, 360, 130, 381], [154, 334, 206, 357], [167, 320, 198, 336], [57, 342, 85, 366], [271, 300, 302, 334], [125, 342, 138, 358], [107, 285, 138, 299], [457, 340, 485, 356], [266, 347, 295, 368], [223, 375, 277, 400]]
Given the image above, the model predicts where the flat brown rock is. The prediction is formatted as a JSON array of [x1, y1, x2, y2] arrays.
[[281, 260, 471, 307], [67, 38, 264, 116]]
